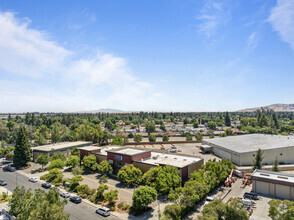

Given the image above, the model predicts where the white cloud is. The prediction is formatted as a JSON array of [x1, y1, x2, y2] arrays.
[[247, 32, 258, 51], [0, 11, 161, 112], [196, 1, 224, 36], [268, 0, 294, 50]]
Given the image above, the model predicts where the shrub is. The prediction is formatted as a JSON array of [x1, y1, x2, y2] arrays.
[[148, 134, 156, 142], [72, 166, 83, 176], [162, 135, 169, 141], [48, 159, 64, 170]]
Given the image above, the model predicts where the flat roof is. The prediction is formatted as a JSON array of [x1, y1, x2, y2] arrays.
[[110, 148, 150, 156], [78, 146, 100, 151], [252, 169, 294, 185], [95, 146, 123, 156], [32, 141, 92, 152], [203, 134, 294, 153], [139, 152, 202, 168]]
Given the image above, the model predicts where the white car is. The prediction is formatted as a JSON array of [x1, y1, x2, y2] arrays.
[[96, 207, 110, 217], [204, 197, 214, 206], [29, 177, 38, 183], [60, 192, 70, 198]]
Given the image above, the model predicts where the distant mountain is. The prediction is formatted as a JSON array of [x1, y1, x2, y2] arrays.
[[237, 103, 294, 112], [75, 108, 124, 113]]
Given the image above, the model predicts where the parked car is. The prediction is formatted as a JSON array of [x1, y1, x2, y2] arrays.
[[96, 207, 110, 217], [60, 192, 70, 198], [3, 164, 16, 172], [53, 186, 60, 191], [204, 196, 214, 206], [0, 179, 7, 186], [70, 196, 82, 204], [29, 177, 38, 183], [243, 192, 258, 200], [41, 183, 51, 189]]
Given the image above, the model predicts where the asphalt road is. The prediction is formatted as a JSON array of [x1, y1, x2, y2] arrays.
[[0, 169, 119, 220]]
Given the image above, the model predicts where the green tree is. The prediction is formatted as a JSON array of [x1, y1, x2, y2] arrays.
[[103, 189, 118, 206], [111, 136, 124, 145], [145, 122, 156, 135], [225, 112, 231, 126], [148, 134, 156, 142], [82, 154, 99, 171], [268, 199, 294, 220], [51, 122, 61, 143], [253, 149, 263, 171], [207, 121, 217, 130], [193, 121, 199, 128], [13, 126, 31, 168], [40, 168, 63, 186], [72, 166, 83, 176], [97, 160, 113, 174], [51, 153, 66, 161], [65, 155, 80, 168], [70, 147, 79, 156], [162, 134, 169, 141], [195, 133, 203, 141], [9, 186, 69, 220], [91, 184, 109, 203], [118, 164, 142, 186], [132, 186, 157, 211], [134, 134, 142, 142], [272, 157, 280, 172], [99, 174, 109, 185], [36, 154, 49, 169], [69, 175, 83, 191], [48, 159, 65, 170]]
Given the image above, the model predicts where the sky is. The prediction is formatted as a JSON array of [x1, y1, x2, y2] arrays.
[[0, 0, 294, 113]]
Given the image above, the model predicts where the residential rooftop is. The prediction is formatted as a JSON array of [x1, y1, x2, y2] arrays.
[[32, 141, 92, 152], [140, 152, 202, 168], [252, 169, 294, 184], [203, 134, 294, 153]]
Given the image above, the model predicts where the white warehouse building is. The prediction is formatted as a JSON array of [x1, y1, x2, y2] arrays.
[[202, 134, 294, 166]]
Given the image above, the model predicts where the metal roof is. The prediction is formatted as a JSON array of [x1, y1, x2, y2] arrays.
[[203, 134, 294, 153], [252, 169, 294, 185]]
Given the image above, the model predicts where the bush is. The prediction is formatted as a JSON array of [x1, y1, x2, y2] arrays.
[[48, 159, 64, 170], [162, 135, 169, 141], [40, 168, 63, 184], [134, 134, 142, 142], [72, 166, 84, 176], [128, 133, 134, 138], [219, 133, 227, 137], [148, 134, 156, 142]]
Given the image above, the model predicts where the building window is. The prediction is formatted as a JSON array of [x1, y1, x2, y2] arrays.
[[117, 161, 123, 167]]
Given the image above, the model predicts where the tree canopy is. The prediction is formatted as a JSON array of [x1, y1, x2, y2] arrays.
[[118, 164, 142, 186], [132, 186, 157, 211], [13, 126, 31, 168]]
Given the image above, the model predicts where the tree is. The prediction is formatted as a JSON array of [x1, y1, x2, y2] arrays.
[[51, 153, 66, 161], [145, 122, 155, 135], [13, 126, 31, 168], [65, 155, 80, 168], [92, 184, 109, 203], [9, 186, 69, 220], [69, 175, 83, 191], [98, 160, 113, 174], [162, 135, 169, 141], [36, 154, 49, 169], [72, 166, 83, 176], [99, 174, 109, 185], [143, 165, 181, 194], [118, 164, 142, 186], [132, 186, 157, 211], [103, 189, 118, 206], [82, 154, 99, 171], [70, 147, 79, 156], [40, 168, 63, 185], [51, 122, 61, 143], [193, 121, 199, 128], [195, 133, 203, 141], [225, 112, 231, 126], [48, 159, 65, 170], [111, 136, 124, 145], [268, 199, 294, 220], [134, 134, 142, 142], [253, 149, 263, 171], [272, 157, 280, 172], [207, 121, 217, 130], [148, 134, 156, 142], [225, 128, 233, 135]]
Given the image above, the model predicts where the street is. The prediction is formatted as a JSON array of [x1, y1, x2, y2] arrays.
[[0, 169, 119, 220]]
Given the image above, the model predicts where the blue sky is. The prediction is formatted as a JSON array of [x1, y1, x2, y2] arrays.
[[0, 0, 294, 112]]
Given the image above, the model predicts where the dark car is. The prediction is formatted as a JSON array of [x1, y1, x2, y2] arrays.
[[244, 192, 258, 200], [0, 179, 7, 186], [41, 183, 51, 189], [70, 196, 82, 204]]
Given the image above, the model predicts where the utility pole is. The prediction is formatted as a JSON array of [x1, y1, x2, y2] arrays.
[[158, 199, 160, 220], [16, 174, 18, 187]]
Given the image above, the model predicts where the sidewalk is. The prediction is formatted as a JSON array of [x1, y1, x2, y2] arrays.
[[0, 187, 12, 210]]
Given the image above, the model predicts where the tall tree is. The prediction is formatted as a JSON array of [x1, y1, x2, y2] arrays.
[[225, 112, 231, 126], [253, 149, 264, 171], [36, 154, 49, 169], [272, 157, 280, 172], [13, 126, 31, 168]]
